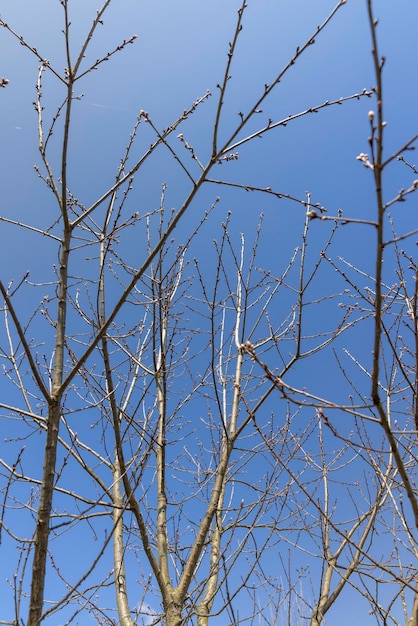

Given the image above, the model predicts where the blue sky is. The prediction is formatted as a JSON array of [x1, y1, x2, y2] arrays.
[[0, 1, 417, 625]]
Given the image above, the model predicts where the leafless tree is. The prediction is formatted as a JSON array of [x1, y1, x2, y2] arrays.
[[0, 1, 416, 625]]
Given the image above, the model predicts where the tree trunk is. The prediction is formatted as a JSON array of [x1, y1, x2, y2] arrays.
[[27, 401, 60, 626], [165, 599, 184, 626]]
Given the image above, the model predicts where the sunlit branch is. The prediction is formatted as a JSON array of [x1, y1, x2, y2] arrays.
[[223, 91, 373, 155]]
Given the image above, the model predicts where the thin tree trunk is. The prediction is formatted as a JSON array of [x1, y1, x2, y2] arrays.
[[27, 401, 60, 626], [27, 226, 70, 624], [113, 454, 134, 626], [406, 579, 418, 626]]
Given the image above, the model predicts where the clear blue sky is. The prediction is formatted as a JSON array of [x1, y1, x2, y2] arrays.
[[0, 1, 417, 624]]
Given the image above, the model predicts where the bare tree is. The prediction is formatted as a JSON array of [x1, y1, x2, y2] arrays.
[[0, 1, 416, 625]]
